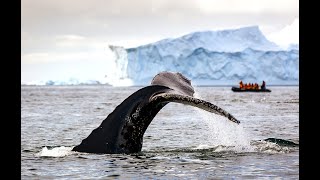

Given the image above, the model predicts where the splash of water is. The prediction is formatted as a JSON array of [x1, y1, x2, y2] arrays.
[[36, 146, 74, 157], [250, 140, 291, 154], [193, 92, 254, 152]]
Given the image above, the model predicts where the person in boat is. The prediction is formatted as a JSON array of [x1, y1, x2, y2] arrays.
[[254, 83, 259, 90], [261, 80, 266, 90], [239, 81, 244, 89]]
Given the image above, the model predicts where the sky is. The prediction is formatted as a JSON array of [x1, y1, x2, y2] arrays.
[[21, 0, 299, 84]]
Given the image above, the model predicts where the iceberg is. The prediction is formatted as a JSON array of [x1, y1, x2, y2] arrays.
[[109, 26, 298, 86], [22, 26, 298, 86]]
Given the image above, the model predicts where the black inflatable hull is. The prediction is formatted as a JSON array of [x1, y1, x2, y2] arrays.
[[231, 87, 271, 92]]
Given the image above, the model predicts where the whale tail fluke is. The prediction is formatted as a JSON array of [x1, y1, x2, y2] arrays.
[[151, 92, 240, 124], [73, 71, 240, 154]]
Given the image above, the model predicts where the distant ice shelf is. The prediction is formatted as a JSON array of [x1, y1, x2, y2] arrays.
[[22, 26, 299, 86], [108, 26, 298, 86]]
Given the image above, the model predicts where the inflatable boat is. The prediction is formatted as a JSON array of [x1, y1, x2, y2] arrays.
[[231, 87, 271, 92]]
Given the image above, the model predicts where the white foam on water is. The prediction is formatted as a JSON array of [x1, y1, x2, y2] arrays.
[[251, 140, 291, 154], [36, 146, 74, 157], [192, 144, 214, 150]]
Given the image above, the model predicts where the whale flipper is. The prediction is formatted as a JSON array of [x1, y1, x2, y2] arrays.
[[72, 71, 239, 154]]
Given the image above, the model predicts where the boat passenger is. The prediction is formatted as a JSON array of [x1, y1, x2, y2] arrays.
[[239, 81, 244, 89], [261, 81, 266, 90]]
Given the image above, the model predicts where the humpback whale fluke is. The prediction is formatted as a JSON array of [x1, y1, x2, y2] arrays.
[[72, 71, 239, 154]]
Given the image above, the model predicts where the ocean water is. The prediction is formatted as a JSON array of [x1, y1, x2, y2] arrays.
[[21, 85, 299, 179]]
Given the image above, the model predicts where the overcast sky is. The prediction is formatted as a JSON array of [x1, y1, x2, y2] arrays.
[[21, 0, 299, 84]]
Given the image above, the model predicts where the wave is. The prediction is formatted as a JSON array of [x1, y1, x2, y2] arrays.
[[36, 146, 74, 157], [146, 139, 297, 155], [250, 139, 298, 154], [35, 138, 298, 158]]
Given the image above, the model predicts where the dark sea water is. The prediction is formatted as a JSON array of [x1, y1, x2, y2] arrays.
[[21, 85, 299, 179]]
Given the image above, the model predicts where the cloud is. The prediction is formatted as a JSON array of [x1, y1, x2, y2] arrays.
[[22, 0, 298, 18], [54, 35, 92, 48], [267, 18, 299, 47], [22, 44, 115, 65], [22, 0, 298, 39], [21, 0, 298, 83], [195, 0, 298, 14], [21, 48, 117, 83], [22, 52, 88, 64]]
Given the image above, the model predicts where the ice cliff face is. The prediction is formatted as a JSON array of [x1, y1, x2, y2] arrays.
[[110, 26, 299, 86]]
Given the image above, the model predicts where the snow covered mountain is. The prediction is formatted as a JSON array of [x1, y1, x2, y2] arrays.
[[109, 26, 298, 86]]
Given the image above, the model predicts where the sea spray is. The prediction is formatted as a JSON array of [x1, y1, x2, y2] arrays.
[[193, 92, 254, 152], [36, 146, 74, 157]]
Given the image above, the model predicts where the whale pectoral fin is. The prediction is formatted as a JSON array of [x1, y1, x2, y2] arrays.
[[151, 93, 240, 124]]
